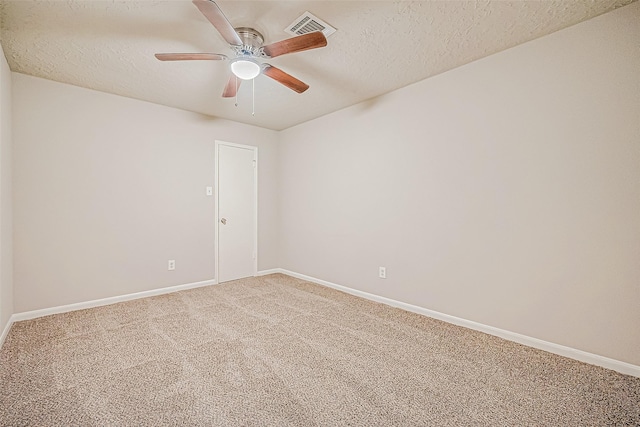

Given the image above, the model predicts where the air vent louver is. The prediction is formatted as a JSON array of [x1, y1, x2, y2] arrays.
[[285, 12, 336, 38]]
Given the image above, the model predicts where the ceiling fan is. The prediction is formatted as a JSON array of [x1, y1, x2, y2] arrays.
[[155, 0, 328, 98]]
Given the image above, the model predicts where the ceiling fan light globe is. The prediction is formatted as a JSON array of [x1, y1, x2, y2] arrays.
[[231, 59, 261, 80]]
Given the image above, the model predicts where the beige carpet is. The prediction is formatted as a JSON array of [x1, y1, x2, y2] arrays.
[[1, 273, 638, 426]]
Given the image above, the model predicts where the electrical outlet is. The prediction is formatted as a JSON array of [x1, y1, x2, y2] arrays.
[[379, 267, 386, 279], [168, 260, 175, 271]]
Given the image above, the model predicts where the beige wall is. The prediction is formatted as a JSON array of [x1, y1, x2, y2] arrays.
[[278, 3, 640, 365], [13, 74, 279, 312], [0, 44, 13, 333]]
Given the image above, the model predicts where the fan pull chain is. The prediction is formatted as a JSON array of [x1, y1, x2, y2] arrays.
[[234, 76, 238, 107], [252, 78, 255, 116]]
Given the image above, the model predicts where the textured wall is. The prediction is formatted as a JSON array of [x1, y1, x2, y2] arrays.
[[278, 3, 640, 365], [12, 75, 279, 312], [0, 44, 13, 334]]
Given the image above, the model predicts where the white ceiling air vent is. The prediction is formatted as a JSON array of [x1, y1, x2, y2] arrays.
[[285, 12, 336, 38]]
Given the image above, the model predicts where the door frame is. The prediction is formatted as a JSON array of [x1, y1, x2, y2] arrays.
[[214, 140, 258, 283]]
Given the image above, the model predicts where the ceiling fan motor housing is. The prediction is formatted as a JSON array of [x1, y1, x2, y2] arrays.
[[233, 27, 266, 57]]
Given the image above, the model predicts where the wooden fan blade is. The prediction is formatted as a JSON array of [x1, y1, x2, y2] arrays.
[[192, 0, 242, 46], [222, 75, 241, 98], [263, 65, 309, 93], [262, 32, 327, 58], [155, 53, 227, 61]]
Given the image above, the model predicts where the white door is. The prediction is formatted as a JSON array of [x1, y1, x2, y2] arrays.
[[216, 141, 257, 283]]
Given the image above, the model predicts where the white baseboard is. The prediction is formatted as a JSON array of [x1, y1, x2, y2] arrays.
[[11, 278, 217, 323], [267, 268, 640, 378], [256, 269, 281, 276], [0, 316, 14, 349]]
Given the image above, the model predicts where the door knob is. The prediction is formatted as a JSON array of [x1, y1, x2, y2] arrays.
[[221, 218, 227, 225]]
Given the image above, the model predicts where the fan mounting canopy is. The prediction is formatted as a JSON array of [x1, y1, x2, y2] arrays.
[[235, 27, 264, 47]]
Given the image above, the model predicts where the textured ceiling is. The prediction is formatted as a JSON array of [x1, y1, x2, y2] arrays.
[[0, 0, 634, 130]]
